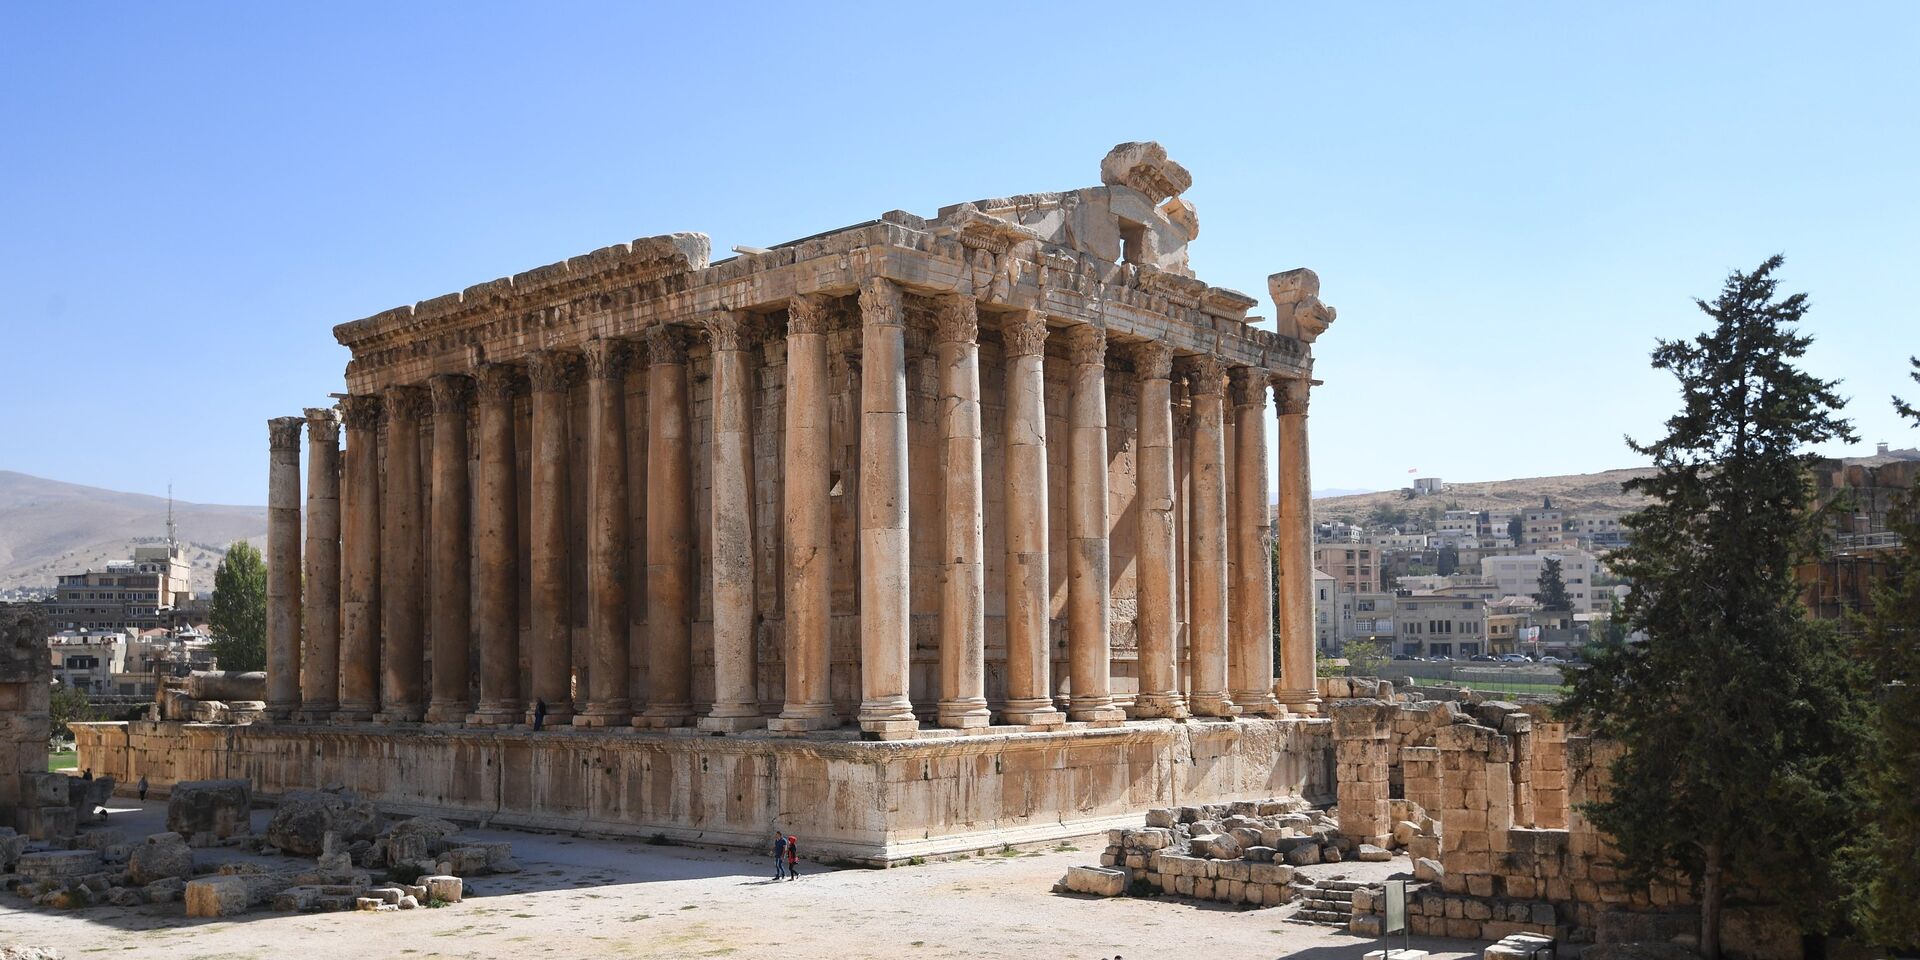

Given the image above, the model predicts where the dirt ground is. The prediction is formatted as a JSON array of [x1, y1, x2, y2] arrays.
[[2, 799, 1489, 960]]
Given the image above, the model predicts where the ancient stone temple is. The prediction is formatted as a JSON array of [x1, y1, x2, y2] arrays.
[[78, 142, 1342, 862]]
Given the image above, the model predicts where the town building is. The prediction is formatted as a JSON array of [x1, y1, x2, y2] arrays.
[[48, 544, 193, 632], [1519, 502, 1572, 550], [1313, 543, 1382, 594], [1480, 548, 1606, 614], [1314, 569, 1337, 652], [48, 629, 128, 694], [1393, 594, 1488, 659]]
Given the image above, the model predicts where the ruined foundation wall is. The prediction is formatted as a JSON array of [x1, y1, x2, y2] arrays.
[[75, 716, 1332, 863], [1, 603, 52, 828]]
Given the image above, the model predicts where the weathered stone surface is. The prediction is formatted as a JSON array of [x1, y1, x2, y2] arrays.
[[1414, 856, 1444, 882], [422, 874, 462, 903], [185, 875, 252, 917], [167, 779, 252, 842], [129, 831, 194, 884], [1355, 843, 1391, 862], [142, 876, 187, 903], [1062, 864, 1128, 897], [18, 849, 102, 882], [265, 788, 382, 856], [1099, 141, 1192, 203]]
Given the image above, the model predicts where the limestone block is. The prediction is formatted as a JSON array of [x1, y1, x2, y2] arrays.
[[1468, 874, 1495, 897], [1099, 142, 1192, 204], [1283, 844, 1321, 866], [0, 828, 28, 870], [398, 894, 419, 909], [1414, 857, 1444, 882], [167, 779, 252, 842], [1144, 808, 1176, 828], [142, 876, 186, 903], [418, 874, 462, 904], [1064, 865, 1127, 897], [21, 804, 76, 840], [1244, 845, 1275, 863], [1323, 845, 1342, 863], [266, 788, 382, 856], [366, 885, 405, 904], [18, 849, 102, 882], [185, 875, 252, 917], [129, 832, 194, 885], [355, 897, 383, 911], [1193, 878, 1214, 900], [1356, 844, 1391, 862]]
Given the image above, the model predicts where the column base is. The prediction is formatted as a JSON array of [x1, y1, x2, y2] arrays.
[[1275, 687, 1321, 716], [574, 701, 632, 727], [697, 711, 766, 734], [423, 702, 472, 725], [1233, 691, 1285, 717], [529, 705, 575, 727], [331, 703, 375, 723], [1188, 693, 1241, 718], [1067, 699, 1127, 723], [296, 704, 338, 723], [859, 718, 920, 740], [466, 700, 523, 727], [1129, 693, 1189, 720], [768, 704, 838, 733], [264, 701, 299, 723], [635, 705, 694, 729], [372, 706, 424, 724], [935, 699, 992, 730], [1001, 699, 1066, 726]]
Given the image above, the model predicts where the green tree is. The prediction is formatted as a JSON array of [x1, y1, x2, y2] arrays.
[[208, 540, 268, 672], [1851, 356, 1920, 950], [1561, 256, 1866, 957], [1342, 637, 1388, 676], [1507, 515, 1523, 546], [1533, 557, 1572, 611], [1436, 544, 1459, 576], [49, 684, 97, 742]]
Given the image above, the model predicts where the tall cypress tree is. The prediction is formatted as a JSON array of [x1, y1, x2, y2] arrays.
[[1852, 357, 1920, 950], [1561, 256, 1865, 957], [208, 540, 268, 672]]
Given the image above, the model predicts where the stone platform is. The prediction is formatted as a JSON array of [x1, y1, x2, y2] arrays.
[[75, 718, 1331, 864]]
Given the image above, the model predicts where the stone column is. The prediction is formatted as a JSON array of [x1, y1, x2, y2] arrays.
[[300, 406, 342, 720], [1064, 326, 1123, 723], [1182, 355, 1235, 717], [569, 339, 633, 727], [1230, 367, 1282, 716], [424, 374, 473, 725], [469, 363, 522, 726], [933, 294, 990, 729], [856, 277, 916, 739], [335, 394, 382, 721], [526, 349, 577, 726], [1131, 342, 1184, 719], [265, 416, 304, 721], [1530, 716, 1570, 829], [772, 296, 835, 732], [700, 313, 764, 733], [1273, 377, 1320, 714], [377, 385, 427, 723], [639, 327, 695, 727], [1333, 701, 1394, 846], [1000, 310, 1065, 727]]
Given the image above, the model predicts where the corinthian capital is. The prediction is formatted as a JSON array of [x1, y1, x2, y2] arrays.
[[1001, 310, 1048, 358], [526, 349, 579, 394], [1063, 325, 1106, 366], [582, 338, 633, 382], [385, 385, 430, 422], [429, 373, 474, 415], [644, 324, 689, 366], [702, 312, 759, 353], [858, 277, 903, 327], [1132, 341, 1174, 381], [1228, 366, 1266, 409], [338, 394, 382, 431], [935, 294, 979, 343], [304, 406, 341, 445], [1273, 377, 1311, 416], [474, 362, 522, 402], [1178, 354, 1227, 397], [787, 295, 829, 337], [268, 416, 304, 452]]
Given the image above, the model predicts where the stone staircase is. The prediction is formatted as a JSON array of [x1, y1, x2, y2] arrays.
[[1286, 878, 1368, 926]]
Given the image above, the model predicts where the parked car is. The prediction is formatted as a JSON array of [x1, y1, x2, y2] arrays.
[[1469, 654, 1497, 662], [1429, 654, 1452, 662], [1392, 654, 1417, 661], [1539, 655, 1565, 664], [1499, 653, 1531, 663]]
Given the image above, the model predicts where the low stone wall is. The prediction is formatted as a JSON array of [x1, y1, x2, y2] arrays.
[[74, 717, 1333, 864]]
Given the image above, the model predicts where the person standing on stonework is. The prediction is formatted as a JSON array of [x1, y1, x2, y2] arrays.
[[785, 835, 799, 880], [532, 698, 547, 732], [771, 831, 789, 880], [137, 775, 148, 802]]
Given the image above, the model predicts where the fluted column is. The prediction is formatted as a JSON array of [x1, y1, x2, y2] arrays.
[[1131, 343, 1185, 719], [773, 296, 836, 732], [569, 339, 633, 727], [526, 349, 577, 725], [1230, 366, 1282, 716], [1274, 376, 1321, 713], [1001, 310, 1066, 727], [300, 406, 341, 721], [469, 363, 522, 726], [265, 416, 304, 721], [425, 374, 474, 725], [856, 277, 916, 739], [377, 385, 427, 723], [639, 326, 695, 727], [700, 313, 765, 733], [335, 395, 381, 721], [1182, 356, 1236, 717], [1064, 326, 1124, 723], [933, 295, 990, 729]]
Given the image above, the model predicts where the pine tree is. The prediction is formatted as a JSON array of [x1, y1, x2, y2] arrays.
[[1852, 356, 1920, 950], [208, 540, 268, 672], [1534, 557, 1572, 611], [1561, 256, 1866, 957]]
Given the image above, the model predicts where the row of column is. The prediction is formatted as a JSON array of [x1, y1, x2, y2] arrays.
[[263, 280, 1320, 734]]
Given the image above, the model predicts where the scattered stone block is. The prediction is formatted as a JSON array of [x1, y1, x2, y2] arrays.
[[18, 849, 102, 883], [142, 876, 186, 903], [266, 788, 383, 857], [1414, 857, 1444, 882], [422, 875, 462, 903], [1356, 843, 1391, 862], [129, 832, 194, 885], [184, 875, 252, 917], [1063, 865, 1128, 897]]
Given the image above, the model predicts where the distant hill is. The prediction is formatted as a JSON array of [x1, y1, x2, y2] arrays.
[[1312, 467, 1658, 524], [0, 471, 265, 596]]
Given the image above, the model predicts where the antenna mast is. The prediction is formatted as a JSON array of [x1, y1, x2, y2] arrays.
[[167, 482, 178, 552]]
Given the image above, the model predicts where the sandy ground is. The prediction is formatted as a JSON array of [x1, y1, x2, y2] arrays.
[[2, 800, 1489, 960]]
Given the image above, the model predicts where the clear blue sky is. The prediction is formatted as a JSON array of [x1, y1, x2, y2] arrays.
[[4, 2, 1915, 506]]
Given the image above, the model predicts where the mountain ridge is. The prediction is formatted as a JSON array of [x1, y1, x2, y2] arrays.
[[0, 470, 266, 596]]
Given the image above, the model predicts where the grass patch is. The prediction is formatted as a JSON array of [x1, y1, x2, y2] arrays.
[[48, 750, 77, 772], [1410, 676, 1568, 697]]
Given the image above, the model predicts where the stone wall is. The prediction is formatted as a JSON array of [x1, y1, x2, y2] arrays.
[[1, 603, 52, 829], [75, 716, 1333, 864]]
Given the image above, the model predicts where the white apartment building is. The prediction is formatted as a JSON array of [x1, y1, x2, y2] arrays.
[[49, 629, 129, 694], [1479, 548, 1605, 614]]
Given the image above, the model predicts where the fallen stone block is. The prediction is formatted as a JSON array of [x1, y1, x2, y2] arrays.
[[142, 876, 187, 903], [18, 850, 103, 883], [355, 896, 383, 911], [129, 832, 195, 885], [1283, 844, 1322, 866], [1414, 857, 1443, 882], [1356, 843, 1392, 862], [266, 788, 383, 857], [184, 875, 252, 917], [421, 875, 462, 904], [167, 780, 253, 843], [1063, 865, 1128, 897]]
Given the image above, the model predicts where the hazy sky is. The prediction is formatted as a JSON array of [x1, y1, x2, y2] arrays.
[[3, 2, 1915, 506]]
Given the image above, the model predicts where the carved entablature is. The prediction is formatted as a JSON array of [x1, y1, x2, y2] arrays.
[[303, 406, 341, 445], [1002, 311, 1048, 358], [338, 395, 382, 431], [526, 349, 579, 394], [268, 416, 304, 452], [384, 384, 430, 422], [1064, 325, 1107, 366], [428, 373, 474, 414], [1133, 341, 1174, 381], [935, 294, 979, 343], [1178, 354, 1228, 396]]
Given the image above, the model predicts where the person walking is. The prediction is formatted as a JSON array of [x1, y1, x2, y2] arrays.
[[137, 775, 148, 803], [532, 698, 547, 732], [81, 768, 93, 781], [771, 831, 789, 880], [785, 835, 799, 880]]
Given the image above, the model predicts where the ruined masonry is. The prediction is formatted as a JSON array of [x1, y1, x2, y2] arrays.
[[76, 142, 1341, 863]]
